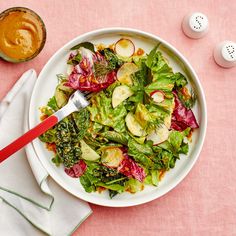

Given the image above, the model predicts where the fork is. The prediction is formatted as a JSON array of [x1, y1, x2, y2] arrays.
[[0, 90, 91, 163]]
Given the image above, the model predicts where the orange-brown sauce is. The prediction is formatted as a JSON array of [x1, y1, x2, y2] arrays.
[[0, 9, 44, 60]]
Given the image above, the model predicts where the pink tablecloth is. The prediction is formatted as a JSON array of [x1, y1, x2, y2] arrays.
[[1, 0, 236, 235]]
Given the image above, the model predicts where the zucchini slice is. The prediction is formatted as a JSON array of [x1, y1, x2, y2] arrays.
[[112, 85, 133, 108], [125, 112, 146, 137], [80, 140, 100, 161]]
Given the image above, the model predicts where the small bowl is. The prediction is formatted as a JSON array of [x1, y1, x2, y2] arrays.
[[0, 7, 46, 63]]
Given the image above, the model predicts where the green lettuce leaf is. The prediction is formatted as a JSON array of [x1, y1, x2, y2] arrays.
[[144, 170, 159, 186], [47, 96, 59, 111], [87, 92, 127, 131], [125, 178, 144, 193], [145, 75, 175, 93], [97, 182, 125, 193], [101, 131, 128, 145], [146, 49, 172, 76], [173, 72, 188, 88], [127, 139, 154, 168]]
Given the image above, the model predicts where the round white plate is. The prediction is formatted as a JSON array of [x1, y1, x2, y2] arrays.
[[29, 28, 207, 207]]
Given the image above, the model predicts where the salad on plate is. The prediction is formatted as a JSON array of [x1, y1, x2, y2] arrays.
[[39, 38, 199, 198]]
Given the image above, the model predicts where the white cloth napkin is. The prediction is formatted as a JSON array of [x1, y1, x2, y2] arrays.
[[0, 70, 92, 236]]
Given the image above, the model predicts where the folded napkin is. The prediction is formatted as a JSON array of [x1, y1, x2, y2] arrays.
[[0, 70, 92, 236]]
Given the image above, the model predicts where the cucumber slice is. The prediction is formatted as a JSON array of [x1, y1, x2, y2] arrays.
[[55, 83, 73, 108], [101, 147, 124, 168], [146, 125, 169, 145], [125, 112, 146, 137], [80, 140, 100, 161], [112, 85, 133, 108], [117, 62, 138, 85]]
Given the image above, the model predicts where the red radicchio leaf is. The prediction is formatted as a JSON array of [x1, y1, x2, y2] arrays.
[[171, 91, 199, 131], [64, 160, 87, 178], [65, 50, 116, 92], [118, 154, 146, 182]]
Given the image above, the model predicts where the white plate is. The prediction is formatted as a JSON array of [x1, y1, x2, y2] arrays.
[[29, 28, 207, 207]]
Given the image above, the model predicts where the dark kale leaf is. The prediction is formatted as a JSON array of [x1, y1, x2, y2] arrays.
[[70, 42, 95, 52]]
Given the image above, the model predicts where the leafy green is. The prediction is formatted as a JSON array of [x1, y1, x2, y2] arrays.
[[72, 108, 90, 140], [152, 128, 190, 169], [173, 72, 188, 88], [125, 178, 144, 193], [128, 138, 153, 155], [146, 49, 172, 76], [101, 131, 128, 145], [177, 89, 197, 109], [55, 117, 82, 168], [97, 182, 125, 192], [168, 128, 190, 153], [103, 48, 123, 69], [169, 131, 184, 152], [67, 53, 82, 65], [80, 162, 126, 195], [47, 96, 59, 111], [39, 128, 56, 143], [51, 154, 63, 167], [146, 44, 159, 69], [173, 72, 197, 109], [70, 42, 95, 52], [88, 92, 127, 131], [94, 62, 111, 77], [127, 139, 154, 168], [151, 170, 159, 186], [145, 75, 175, 93], [94, 49, 123, 77], [129, 60, 150, 104]]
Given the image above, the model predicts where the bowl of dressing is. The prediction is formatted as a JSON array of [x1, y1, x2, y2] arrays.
[[0, 7, 46, 63]]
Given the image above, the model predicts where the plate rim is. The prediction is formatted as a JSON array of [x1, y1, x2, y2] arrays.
[[29, 27, 207, 207]]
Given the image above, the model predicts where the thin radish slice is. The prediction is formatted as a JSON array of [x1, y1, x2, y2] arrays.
[[115, 38, 135, 57], [150, 90, 165, 103], [117, 62, 138, 85], [147, 125, 169, 145]]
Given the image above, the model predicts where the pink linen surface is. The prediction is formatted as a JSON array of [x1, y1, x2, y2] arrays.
[[0, 0, 236, 235]]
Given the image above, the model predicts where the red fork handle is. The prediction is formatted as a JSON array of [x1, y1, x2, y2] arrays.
[[0, 115, 58, 163]]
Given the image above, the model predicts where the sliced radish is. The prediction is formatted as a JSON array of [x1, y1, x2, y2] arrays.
[[117, 62, 138, 85], [112, 85, 133, 108], [125, 112, 146, 137], [150, 90, 165, 103], [101, 147, 124, 168], [147, 124, 169, 145], [115, 38, 135, 57]]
